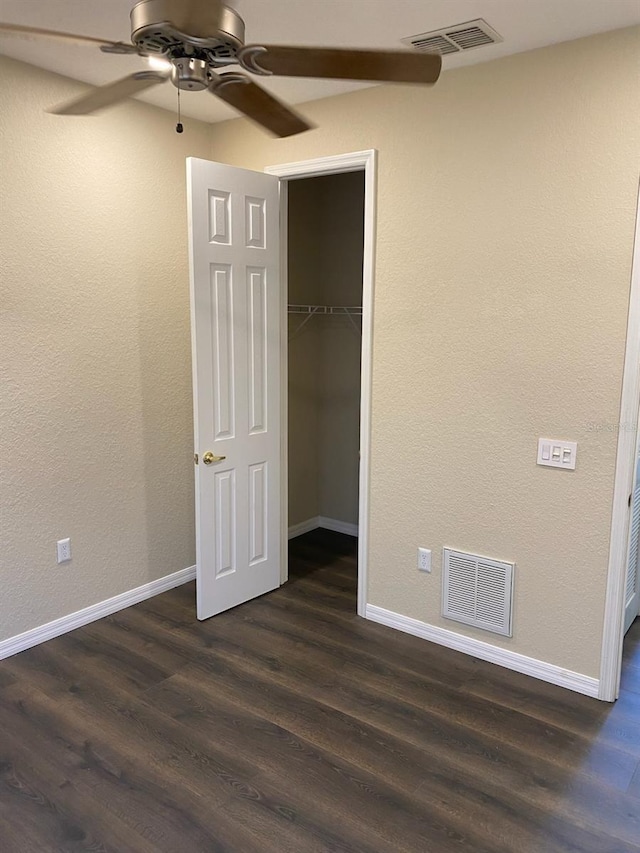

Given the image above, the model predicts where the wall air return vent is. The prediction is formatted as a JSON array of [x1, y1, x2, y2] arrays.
[[442, 548, 514, 637], [403, 19, 503, 56]]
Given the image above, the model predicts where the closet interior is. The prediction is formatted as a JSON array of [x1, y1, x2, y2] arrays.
[[287, 172, 365, 560]]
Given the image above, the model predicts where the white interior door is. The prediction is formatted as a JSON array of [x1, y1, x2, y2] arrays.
[[187, 157, 281, 620], [624, 444, 640, 633]]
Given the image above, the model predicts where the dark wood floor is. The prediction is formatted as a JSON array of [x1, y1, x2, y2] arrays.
[[1, 529, 639, 853]]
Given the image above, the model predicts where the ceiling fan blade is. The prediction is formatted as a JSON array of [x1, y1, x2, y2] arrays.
[[49, 71, 169, 116], [211, 73, 313, 138], [240, 44, 442, 85], [0, 22, 138, 54]]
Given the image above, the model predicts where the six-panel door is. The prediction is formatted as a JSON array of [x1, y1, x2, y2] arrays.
[[187, 158, 281, 619]]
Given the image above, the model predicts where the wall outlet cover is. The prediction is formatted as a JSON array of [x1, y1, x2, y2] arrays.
[[418, 547, 432, 572], [56, 538, 72, 563]]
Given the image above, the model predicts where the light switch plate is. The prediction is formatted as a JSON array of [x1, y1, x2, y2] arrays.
[[537, 438, 577, 470]]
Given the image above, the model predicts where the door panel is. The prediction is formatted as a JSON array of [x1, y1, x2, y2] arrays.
[[248, 266, 268, 433], [211, 264, 235, 440], [187, 157, 281, 620]]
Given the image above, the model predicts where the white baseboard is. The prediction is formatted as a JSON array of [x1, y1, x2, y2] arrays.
[[0, 565, 196, 661], [288, 516, 359, 540], [288, 517, 321, 539], [365, 604, 600, 700], [318, 517, 359, 537]]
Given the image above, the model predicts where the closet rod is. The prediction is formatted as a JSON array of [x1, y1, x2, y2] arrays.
[[288, 304, 363, 315], [287, 304, 362, 341]]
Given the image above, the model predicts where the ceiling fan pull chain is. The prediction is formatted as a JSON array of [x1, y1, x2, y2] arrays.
[[176, 86, 183, 134]]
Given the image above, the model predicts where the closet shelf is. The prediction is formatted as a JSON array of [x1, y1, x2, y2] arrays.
[[288, 305, 363, 315], [287, 304, 362, 341]]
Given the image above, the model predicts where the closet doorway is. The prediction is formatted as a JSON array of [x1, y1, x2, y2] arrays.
[[267, 151, 377, 617]]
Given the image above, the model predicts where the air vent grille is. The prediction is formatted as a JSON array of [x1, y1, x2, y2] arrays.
[[443, 548, 514, 636], [403, 19, 503, 56], [627, 490, 640, 601], [411, 35, 459, 56]]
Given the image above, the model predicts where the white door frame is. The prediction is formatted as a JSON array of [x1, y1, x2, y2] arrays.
[[600, 181, 640, 701], [266, 150, 377, 618]]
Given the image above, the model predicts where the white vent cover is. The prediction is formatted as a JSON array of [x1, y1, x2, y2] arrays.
[[627, 485, 640, 602], [403, 19, 503, 56], [442, 548, 514, 637]]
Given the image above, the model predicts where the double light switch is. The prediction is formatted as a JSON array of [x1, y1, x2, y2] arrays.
[[537, 439, 577, 470]]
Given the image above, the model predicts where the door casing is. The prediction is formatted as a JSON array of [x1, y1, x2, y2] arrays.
[[266, 150, 377, 618], [600, 180, 640, 701]]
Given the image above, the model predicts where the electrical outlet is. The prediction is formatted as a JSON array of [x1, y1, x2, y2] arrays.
[[418, 547, 431, 573], [56, 538, 72, 563]]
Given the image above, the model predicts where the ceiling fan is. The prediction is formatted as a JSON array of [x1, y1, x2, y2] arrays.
[[0, 0, 442, 137]]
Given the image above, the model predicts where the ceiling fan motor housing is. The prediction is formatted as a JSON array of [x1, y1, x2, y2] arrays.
[[130, 0, 245, 56]]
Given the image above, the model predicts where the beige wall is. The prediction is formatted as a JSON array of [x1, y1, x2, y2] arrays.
[[0, 56, 211, 642], [288, 174, 364, 528], [210, 27, 640, 678], [288, 178, 322, 526], [1, 26, 638, 682]]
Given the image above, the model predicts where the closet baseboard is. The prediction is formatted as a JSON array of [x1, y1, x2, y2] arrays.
[[288, 518, 321, 539], [318, 517, 359, 537], [288, 516, 359, 539]]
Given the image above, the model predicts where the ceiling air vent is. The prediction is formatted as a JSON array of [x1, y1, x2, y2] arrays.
[[442, 548, 514, 637], [403, 19, 503, 56]]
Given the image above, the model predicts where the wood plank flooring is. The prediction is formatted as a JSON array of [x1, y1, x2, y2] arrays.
[[1, 527, 639, 852]]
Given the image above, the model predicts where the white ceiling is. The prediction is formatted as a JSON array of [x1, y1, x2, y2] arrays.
[[1, 0, 638, 124]]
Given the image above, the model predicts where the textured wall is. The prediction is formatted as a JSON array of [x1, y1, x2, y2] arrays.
[[287, 174, 364, 528], [0, 57, 211, 642], [316, 174, 364, 526], [210, 27, 640, 678], [287, 179, 322, 526]]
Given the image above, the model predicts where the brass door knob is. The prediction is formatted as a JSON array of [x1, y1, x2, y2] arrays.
[[203, 451, 226, 465]]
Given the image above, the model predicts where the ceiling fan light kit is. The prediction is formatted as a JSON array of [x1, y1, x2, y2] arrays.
[[0, 0, 442, 137]]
